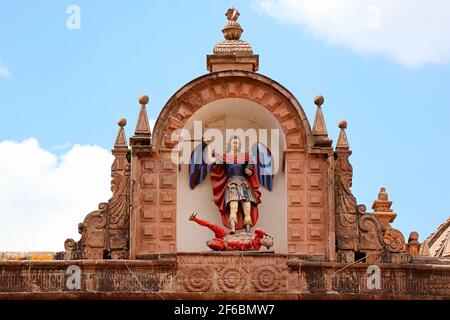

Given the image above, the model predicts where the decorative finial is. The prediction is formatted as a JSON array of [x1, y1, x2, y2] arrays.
[[208, 8, 258, 72], [138, 95, 149, 106], [134, 94, 151, 136], [312, 95, 331, 146], [371, 187, 397, 228], [338, 120, 347, 129], [372, 187, 393, 213], [314, 95, 324, 107], [114, 117, 128, 148], [226, 8, 240, 21], [378, 187, 388, 201], [336, 120, 350, 150], [407, 231, 421, 256], [222, 8, 243, 40], [408, 231, 419, 243], [118, 118, 127, 128]]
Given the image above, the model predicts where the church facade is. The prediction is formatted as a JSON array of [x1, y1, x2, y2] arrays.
[[1, 9, 449, 299]]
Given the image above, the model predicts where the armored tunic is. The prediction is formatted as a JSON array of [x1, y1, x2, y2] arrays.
[[224, 163, 257, 206]]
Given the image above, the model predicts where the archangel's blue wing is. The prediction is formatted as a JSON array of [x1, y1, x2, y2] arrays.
[[251, 142, 274, 191], [189, 142, 211, 189]]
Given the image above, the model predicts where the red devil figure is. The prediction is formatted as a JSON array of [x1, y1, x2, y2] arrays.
[[189, 212, 273, 251]]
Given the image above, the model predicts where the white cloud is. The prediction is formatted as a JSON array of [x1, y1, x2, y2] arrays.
[[50, 142, 72, 151], [0, 58, 10, 77], [254, 0, 450, 67], [0, 138, 114, 252]]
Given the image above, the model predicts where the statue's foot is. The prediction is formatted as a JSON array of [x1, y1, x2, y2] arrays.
[[189, 212, 197, 221]]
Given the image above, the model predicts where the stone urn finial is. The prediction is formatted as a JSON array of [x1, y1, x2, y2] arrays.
[[371, 187, 397, 229], [372, 187, 393, 212], [207, 8, 258, 72], [222, 8, 243, 40]]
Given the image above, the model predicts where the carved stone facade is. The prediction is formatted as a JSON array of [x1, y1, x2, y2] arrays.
[[2, 8, 448, 299], [59, 6, 438, 273], [1, 255, 449, 298], [59, 6, 434, 267]]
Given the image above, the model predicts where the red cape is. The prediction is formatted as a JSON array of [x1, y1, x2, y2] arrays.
[[210, 153, 261, 230]]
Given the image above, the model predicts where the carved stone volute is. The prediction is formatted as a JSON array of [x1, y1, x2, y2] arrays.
[[64, 119, 131, 260]]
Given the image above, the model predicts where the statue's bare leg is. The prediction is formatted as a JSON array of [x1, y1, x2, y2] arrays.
[[229, 200, 238, 234], [242, 201, 252, 233], [189, 212, 227, 238]]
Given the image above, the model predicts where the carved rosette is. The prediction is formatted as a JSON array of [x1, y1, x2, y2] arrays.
[[183, 267, 212, 292], [217, 267, 248, 292], [252, 266, 280, 292], [384, 228, 407, 253]]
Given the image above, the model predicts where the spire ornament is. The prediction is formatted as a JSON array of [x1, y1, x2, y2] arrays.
[[130, 94, 151, 147], [312, 95, 332, 147], [336, 120, 350, 150], [371, 187, 397, 228], [222, 8, 243, 40], [135, 95, 151, 136], [207, 8, 259, 72], [114, 118, 128, 149]]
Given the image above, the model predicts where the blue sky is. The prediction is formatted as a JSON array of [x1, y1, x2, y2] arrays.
[[0, 0, 449, 250]]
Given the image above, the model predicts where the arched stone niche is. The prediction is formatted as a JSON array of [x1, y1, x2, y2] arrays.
[[130, 71, 333, 259], [176, 98, 288, 253]]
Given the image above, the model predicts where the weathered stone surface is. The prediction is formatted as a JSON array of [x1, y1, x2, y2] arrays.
[[2, 7, 445, 300], [1, 254, 449, 298]]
